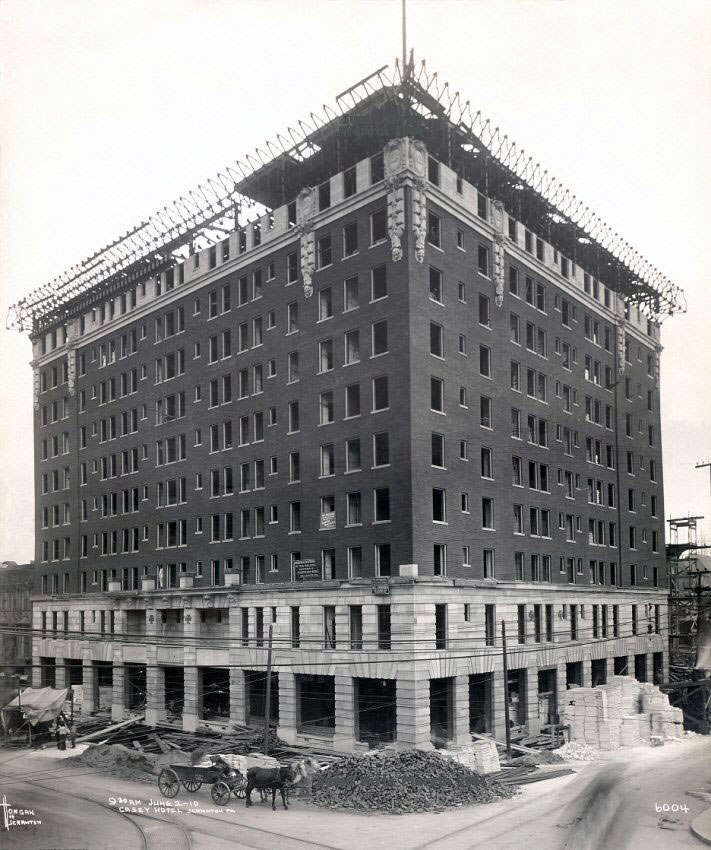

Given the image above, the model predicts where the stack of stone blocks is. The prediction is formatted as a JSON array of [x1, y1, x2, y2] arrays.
[[559, 675, 683, 750]]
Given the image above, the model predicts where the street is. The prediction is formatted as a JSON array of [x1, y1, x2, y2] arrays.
[[1, 736, 710, 849]]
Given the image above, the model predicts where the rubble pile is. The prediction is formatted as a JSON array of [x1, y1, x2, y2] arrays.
[[69, 743, 168, 783], [310, 750, 514, 814], [554, 742, 600, 761], [558, 676, 683, 750]]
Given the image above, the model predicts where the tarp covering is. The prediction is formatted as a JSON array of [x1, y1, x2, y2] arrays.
[[3, 687, 70, 726], [695, 619, 711, 672]]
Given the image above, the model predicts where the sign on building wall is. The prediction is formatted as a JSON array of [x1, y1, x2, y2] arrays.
[[293, 559, 321, 581], [371, 577, 391, 596]]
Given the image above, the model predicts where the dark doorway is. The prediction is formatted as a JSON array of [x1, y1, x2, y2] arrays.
[[430, 677, 453, 748], [246, 671, 279, 726], [40, 657, 56, 688], [200, 667, 230, 719], [65, 659, 83, 686], [469, 673, 493, 734], [634, 653, 647, 682], [591, 658, 607, 687], [355, 678, 396, 745], [566, 661, 583, 688], [297, 675, 335, 734], [94, 660, 113, 710], [164, 667, 184, 719], [125, 664, 146, 710], [653, 652, 664, 684], [614, 655, 628, 675], [537, 668, 557, 726], [507, 669, 527, 726]]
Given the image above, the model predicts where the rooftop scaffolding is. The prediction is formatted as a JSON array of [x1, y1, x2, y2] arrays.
[[8, 56, 685, 335]]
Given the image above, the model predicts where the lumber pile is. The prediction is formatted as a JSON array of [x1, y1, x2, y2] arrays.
[[438, 739, 500, 774], [311, 750, 514, 813]]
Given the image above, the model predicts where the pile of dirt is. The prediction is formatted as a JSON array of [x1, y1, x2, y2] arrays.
[[310, 750, 515, 814], [68, 743, 184, 783]]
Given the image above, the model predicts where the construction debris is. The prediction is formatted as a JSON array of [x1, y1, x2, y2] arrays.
[[310, 750, 514, 814], [554, 742, 600, 761], [559, 676, 684, 750]]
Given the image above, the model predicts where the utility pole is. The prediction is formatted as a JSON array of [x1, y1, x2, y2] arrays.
[[501, 621, 512, 763], [263, 624, 273, 756], [402, 0, 407, 79]]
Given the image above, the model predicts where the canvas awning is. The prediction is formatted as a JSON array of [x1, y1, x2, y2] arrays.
[[3, 686, 70, 726], [695, 619, 711, 672]]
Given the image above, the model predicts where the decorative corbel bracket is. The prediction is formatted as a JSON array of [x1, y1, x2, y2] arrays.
[[296, 187, 317, 298]]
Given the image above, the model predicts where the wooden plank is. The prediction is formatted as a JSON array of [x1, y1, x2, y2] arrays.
[[75, 717, 141, 743], [470, 730, 541, 756]]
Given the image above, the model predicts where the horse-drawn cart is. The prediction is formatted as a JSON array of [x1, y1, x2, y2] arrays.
[[157, 758, 247, 806]]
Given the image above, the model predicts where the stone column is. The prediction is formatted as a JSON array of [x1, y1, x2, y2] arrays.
[[451, 674, 472, 746], [644, 652, 653, 684], [183, 614, 199, 732], [555, 662, 567, 701], [603, 655, 614, 683], [145, 648, 164, 727], [627, 647, 636, 680], [55, 659, 68, 690], [582, 653, 592, 688], [492, 667, 507, 742], [333, 671, 356, 753], [525, 667, 540, 734], [276, 671, 297, 745], [230, 668, 247, 727], [335, 606, 349, 650], [111, 648, 125, 721], [396, 665, 432, 750], [82, 650, 96, 714]]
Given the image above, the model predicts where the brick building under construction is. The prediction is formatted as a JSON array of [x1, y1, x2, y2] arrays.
[[12, 58, 684, 750]]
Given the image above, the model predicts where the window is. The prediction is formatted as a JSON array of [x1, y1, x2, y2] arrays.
[[371, 265, 387, 300], [429, 267, 443, 303], [319, 391, 334, 425], [372, 320, 388, 356], [346, 438, 361, 472], [430, 323, 443, 357], [479, 345, 491, 378], [510, 313, 520, 344], [373, 432, 389, 466], [477, 244, 489, 277], [374, 487, 390, 522], [346, 491, 362, 526], [287, 301, 298, 333], [479, 294, 490, 327], [344, 166, 356, 198], [480, 396, 492, 428], [483, 549, 495, 579], [344, 275, 359, 311], [345, 382, 360, 418], [371, 209, 387, 244], [320, 444, 335, 477], [482, 497, 494, 529], [431, 377, 444, 412], [481, 447, 493, 479], [318, 339, 333, 373], [427, 212, 441, 248], [317, 234, 332, 269], [372, 375, 389, 411], [318, 286, 333, 321], [432, 488, 446, 522]]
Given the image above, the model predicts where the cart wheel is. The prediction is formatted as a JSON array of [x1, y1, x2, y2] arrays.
[[182, 779, 202, 793], [158, 768, 180, 798], [232, 781, 247, 799], [211, 781, 231, 806]]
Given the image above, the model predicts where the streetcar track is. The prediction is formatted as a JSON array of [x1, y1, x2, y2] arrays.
[[22, 772, 343, 850]]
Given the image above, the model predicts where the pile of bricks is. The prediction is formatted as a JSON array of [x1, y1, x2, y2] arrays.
[[559, 676, 683, 751]]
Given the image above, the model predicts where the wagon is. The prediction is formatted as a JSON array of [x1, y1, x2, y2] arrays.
[[157, 759, 248, 806]]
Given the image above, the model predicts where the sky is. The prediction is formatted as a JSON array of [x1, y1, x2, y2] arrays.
[[1, 0, 710, 562]]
